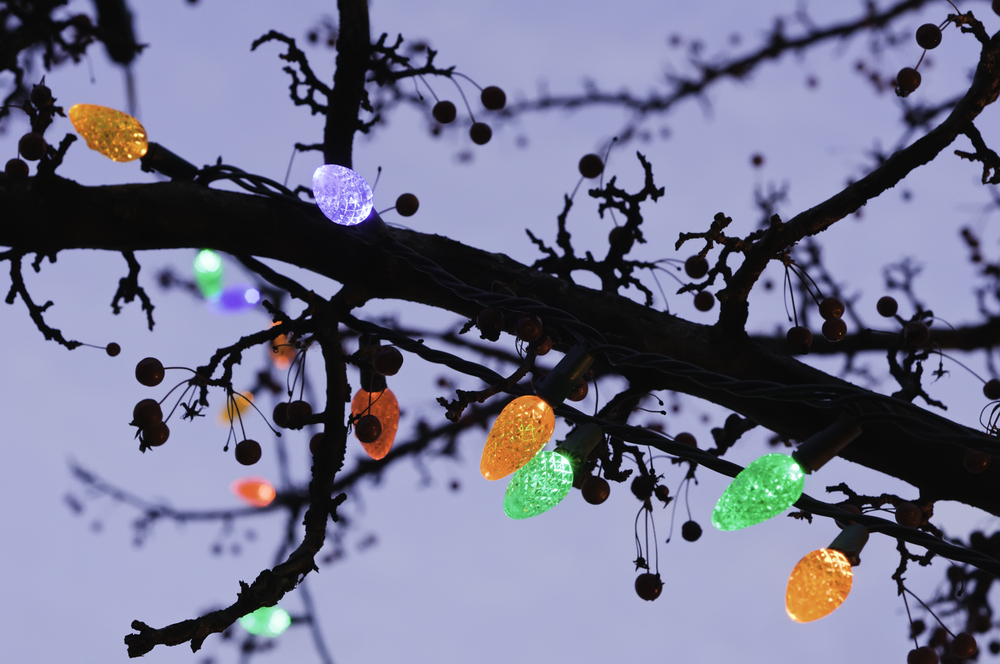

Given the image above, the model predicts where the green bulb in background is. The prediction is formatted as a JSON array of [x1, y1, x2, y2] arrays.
[[503, 449, 573, 519], [193, 249, 224, 299], [712, 453, 805, 531], [238, 605, 291, 638]]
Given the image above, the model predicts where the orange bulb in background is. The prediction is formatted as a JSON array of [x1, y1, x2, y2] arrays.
[[230, 477, 276, 508], [270, 331, 296, 370], [351, 388, 399, 460], [480, 395, 556, 480], [785, 548, 853, 622], [217, 391, 254, 427]]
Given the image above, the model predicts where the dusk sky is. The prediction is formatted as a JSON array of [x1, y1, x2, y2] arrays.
[[2, 1, 998, 663]]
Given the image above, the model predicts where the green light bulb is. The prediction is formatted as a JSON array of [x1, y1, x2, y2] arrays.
[[503, 449, 573, 519], [238, 605, 291, 638], [193, 249, 224, 299], [711, 453, 805, 531]]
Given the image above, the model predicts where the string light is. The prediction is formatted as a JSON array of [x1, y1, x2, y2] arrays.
[[786, 524, 869, 622], [312, 164, 374, 226], [480, 347, 593, 481], [230, 477, 276, 508], [351, 388, 399, 460], [238, 605, 291, 637], [193, 249, 224, 299], [712, 419, 861, 531], [503, 424, 603, 519], [68, 104, 148, 162], [217, 391, 254, 427], [208, 286, 261, 315]]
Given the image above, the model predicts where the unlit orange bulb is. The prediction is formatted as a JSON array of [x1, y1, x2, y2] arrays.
[[480, 395, 556, 480], [68, 104, 148, 162], [230, 477, 276, 508], [351, 388, 399, 460], [785, 548, 853, 622]]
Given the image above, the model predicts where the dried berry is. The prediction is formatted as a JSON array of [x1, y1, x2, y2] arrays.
[[286, 400, 313, 428], [235, 439, 262, 465], [272, 402, 290, 428], [674, 432, 697, 447], [480, 85, 506, 110], [916, 24, 942, 50], [964, 449, 991, 474], [578, 153, 604, 178], [432, 100, 456, 124], [984, 379, 1000, 400], [132, 399, 162, 428], [877, 295, 898, 317], [373, 346, 403, 376], [476, 307, 505, 341], [355, 414, 382, 443], [693, 291, 715, 312], [142, 422, 169, 447], [105, 342, 121, 357], [681, 520, 702, 542], [896, 67, 921, 95], [309, 433, 327, 456], [515, 314, 543, 343], [895, 501, 922, 528], [905, 321, 930, 346], [822, 318, 847, 342], [684, 255, 709, 279], [631, 474, 655, 501], [18, 132, 46, 161], [581, 476, 610, 505], [567, 380, 589, 402], [135, 357, 165, 387], [786, 326, 812, 354], [470, 122, 492, 145], [395, 193, 419, 217], [907, 646, 938, 664], [819, 296, 845, 320], [29, 83, 52, 106], [952, 632, 978, 658], [535, 335, 553, 356], [5, 158, 28, 179], [634, 572, 663, 601]]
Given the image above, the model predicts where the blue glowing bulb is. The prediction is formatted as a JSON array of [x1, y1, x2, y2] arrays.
[[312, 165, 374, 226]]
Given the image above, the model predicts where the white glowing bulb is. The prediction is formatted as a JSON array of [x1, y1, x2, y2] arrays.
[[312, 165, 374, 226]]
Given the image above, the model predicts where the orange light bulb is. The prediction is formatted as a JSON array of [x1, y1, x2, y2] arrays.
[[68, 104, 148, 162], [230, 477, 276, 508], [480, 395, 556, 480], [217, 391, 254, 427], [351, 388, 399, 460], [785, 548, 853, 622]]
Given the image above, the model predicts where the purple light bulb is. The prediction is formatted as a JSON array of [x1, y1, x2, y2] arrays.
[[312, 164, 374, 226]]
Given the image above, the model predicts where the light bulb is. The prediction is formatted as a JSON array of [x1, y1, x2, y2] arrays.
[[193, 249, 224, 299], [230, 477, 276, 508], [312, 164, 374, 226], [208, 286, 260, 315], [238, 605, 291, 637], [480, 395, 556, 480], [503, 449, 573, 519], [351, 388, 399, 460], [217, 391, 254, 427], [711, 453, 805, 531], [68, 104, 148, 162], [785, 548, 853, 622]]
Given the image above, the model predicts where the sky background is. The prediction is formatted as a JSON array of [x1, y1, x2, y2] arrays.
[[2, 1, 999, 663]]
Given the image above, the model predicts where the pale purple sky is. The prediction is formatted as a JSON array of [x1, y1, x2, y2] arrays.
[[1, 1, 997, 663]]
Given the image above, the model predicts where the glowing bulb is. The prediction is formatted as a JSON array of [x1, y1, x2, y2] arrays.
[[208, 286, 260, 315], [312, 164, 374, 226], [711, 453, 805, 531], [480, 395, 556, 481], [68, 104, 148, 162], [785, 548, 853, 622], [193, 249, 224, 299], [269, 324, 295, 370], [351, 388, 399, 460], [230, 477, 276, 508], [217, 391, 254, 427], [238, 605, 291, 637], [503, 450, 573, 519]]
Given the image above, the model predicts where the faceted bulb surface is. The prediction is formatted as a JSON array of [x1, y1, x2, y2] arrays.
[[480, 395, 556, 480], [312, 164, 374, 226], [351, 388, 399, 460], [503, 450, 573, 519], [712, 453, 805, 530], [68, 104, 148, 162], [786, 548, 853, 622]]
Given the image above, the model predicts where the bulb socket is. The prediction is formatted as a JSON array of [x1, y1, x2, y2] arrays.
[[140, 142, 198, 180], [791, 417, 862, 473], [828, 523, 869, 566], [535, 347, 593, 407], [554, 423, 603, 483]]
